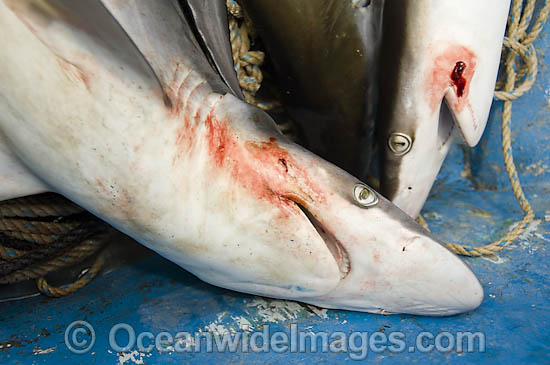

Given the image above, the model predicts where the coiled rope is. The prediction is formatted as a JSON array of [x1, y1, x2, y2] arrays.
[[418, 0, 550, 257], [226, 0, 300, 141], [0, 194, 111, 297], [226, 0, 271, 110]]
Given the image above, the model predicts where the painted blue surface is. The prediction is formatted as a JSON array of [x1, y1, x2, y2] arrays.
[[2, 10, 550, 365]]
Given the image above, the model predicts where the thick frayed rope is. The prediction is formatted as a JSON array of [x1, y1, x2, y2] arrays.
[[226, 0, 300, 141], [0, 194, 110, 297]]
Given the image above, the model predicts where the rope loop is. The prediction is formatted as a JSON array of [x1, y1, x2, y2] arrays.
[[494, 39, 537, 101], [0, 194, 110, 296], [226, 0, 298, 141], [226, 0, 271, 107]]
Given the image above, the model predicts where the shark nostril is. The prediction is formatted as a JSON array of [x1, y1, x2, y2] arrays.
[[352, 0, 371, 8]]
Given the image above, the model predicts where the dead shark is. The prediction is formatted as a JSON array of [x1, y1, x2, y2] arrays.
[[377, 0, 511, 218], [0, 0, 482, 315]]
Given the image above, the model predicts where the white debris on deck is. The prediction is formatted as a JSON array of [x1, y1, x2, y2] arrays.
[[117, 350, 149, 365], [246, 298, 329, 322], [199, 298, 332, 336], [306, 305, 329, 319], [518, 219, 542, 242], [246, 298, 308, 322], [32, 345, 56, 355], [203, 311, 231, 335], [507, 219, 549, 254], [231, 315, 254, 332], [523, 161, 549, 176], [481, 254, 507, 264]]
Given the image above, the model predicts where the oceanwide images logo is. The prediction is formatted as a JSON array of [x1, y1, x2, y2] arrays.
[[65, 321, 485, 360]]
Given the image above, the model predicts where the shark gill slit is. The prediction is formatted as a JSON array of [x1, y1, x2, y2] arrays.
[[437, 100, 455, 149]]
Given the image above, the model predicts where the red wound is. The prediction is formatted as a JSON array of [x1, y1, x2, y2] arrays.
[[203, 113, 325, 213], [451, 61, 467, 97], [425, 45, 477, 113]]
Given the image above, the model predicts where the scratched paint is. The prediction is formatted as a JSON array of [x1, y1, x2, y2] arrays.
[[197, 298, 331, 336]]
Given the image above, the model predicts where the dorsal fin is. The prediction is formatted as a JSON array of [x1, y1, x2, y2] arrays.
[[186, 0, 244, 99]]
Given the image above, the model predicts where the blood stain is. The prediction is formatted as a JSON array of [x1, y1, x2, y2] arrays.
[[451, 61, 467, 97]]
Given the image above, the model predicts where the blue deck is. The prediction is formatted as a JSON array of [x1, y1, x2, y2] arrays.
[[2, 12, 550, 365]]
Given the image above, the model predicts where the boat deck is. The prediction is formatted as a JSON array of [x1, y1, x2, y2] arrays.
[[2, 13, 549, 365]]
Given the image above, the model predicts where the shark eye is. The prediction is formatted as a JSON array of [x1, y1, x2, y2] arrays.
[[352, 0, 371, 8], [353, 184, 378, 207], [388, 133, 413, 156]]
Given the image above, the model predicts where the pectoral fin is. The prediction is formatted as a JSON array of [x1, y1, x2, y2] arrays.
[[99, 0, 228, 99], [186, 0, 244, 99]]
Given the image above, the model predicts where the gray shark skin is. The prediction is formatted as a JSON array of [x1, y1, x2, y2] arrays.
[[239, 0, 385, 178]]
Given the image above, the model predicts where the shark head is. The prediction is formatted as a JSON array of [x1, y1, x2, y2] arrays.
[[175, 94, 484, 316], [377, 0, 510, 217]]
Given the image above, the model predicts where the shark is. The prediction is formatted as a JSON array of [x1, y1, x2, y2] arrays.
[[0, 0, 483, 315], [377, 0, 511, 218]]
